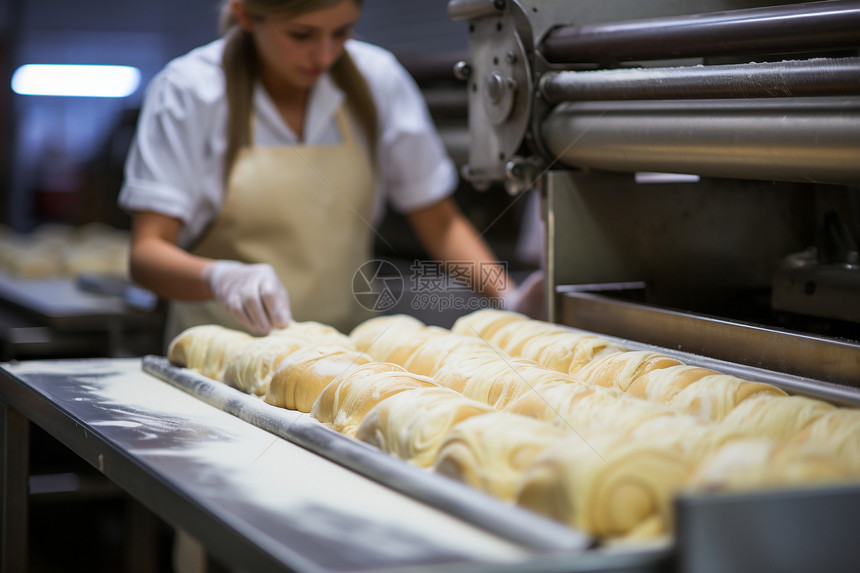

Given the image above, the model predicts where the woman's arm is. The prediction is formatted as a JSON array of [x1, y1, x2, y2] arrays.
[[129, 211, 213, 301], [405, 197, 514, 299], [129, 211, 292, 333]]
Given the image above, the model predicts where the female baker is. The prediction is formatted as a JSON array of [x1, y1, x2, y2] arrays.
[[120, 0, 540, 337]]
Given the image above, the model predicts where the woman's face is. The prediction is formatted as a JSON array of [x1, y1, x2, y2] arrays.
[[244, 1, 361, 92]]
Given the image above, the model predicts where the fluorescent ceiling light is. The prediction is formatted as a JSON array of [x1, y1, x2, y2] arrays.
[[11, 64, 141, 98]]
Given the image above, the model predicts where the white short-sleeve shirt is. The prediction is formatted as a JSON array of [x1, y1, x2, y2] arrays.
[[118, 38, 457, 248]]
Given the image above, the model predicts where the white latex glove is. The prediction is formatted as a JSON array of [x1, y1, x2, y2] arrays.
[[501, 270, 546, 320], [203, 260, 292, 335]]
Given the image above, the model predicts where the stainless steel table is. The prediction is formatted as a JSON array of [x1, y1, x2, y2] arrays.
[[0, 274, 162, 360], [0, 358, 664, 573]]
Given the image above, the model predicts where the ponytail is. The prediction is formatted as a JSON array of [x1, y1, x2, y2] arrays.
[[221, 24, 257, 183]]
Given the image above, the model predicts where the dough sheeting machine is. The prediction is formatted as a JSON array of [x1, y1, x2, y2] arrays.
[[446, 0, 860, 570], [448, 0, 859, 385]]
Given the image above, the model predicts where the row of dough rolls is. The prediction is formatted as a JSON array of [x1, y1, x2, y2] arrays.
[[347, 314, 851, 538], [350, 313, 830, 459], [355, 387, 495, 467], [451, 309, 850, 461], [351, 313, 583, 409], [450, 307, 627, 374], [166, 311, 859, 542], [349, 360, 691, 538], [462, 311, 860, 465], [452, 309, 795, 423], [167, 321, 368, 410], [353, 312, 859, 535], [311, 362, 439, 436], [456, 310, 860, 473], [167, 317, 690, 538], [340, 342, 689, 538], [0, 223, 131, 279]]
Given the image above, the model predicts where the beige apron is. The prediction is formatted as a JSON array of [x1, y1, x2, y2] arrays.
[[167, 107, 375, 338]]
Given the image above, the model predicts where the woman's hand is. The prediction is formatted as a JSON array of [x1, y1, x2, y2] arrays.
[[203, 260, 292, 334], [129, 212, 291, 334]]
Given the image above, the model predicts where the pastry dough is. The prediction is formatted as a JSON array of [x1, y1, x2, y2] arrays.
[[168, 325, 233, 372], [402, 334, 495, 377], [630, 416, 748, 463], [485, 318, 562, 356], [198, 328, 254, 381], [518, 331, 627, 375], [355, 387, 495, 467], [0, 223, 131, 278], [271, 321, 356, 349], [686, 438, 852, 492], [718, 394, 835, 441], [350, 314, 424, 347], [4, 249, 58, 278], [430, 351, 504, 393], [506, 381, 748, 463], [272, 320, 341, 337], [452, 309, 627, 374], [310, 362, 439, 437], [626, 365, 718, 403], [450, 308, 529, 341], [458, 359, 578, 409], [348, 314, 430, 362], [505, 381, 679, 438], [575, 350, 683, 392], [787, 408, 860, 473], [165, 312, 857, 542], [433, 412, 569, 501], [668, 374, 786, 421], [382, 327, 450, 367], [515, 435, 690, 538], [222, 336, 310, 396], [265, 346, 373, 412], [167, 322, 354, 387]]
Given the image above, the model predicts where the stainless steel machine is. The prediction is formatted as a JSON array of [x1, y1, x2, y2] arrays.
[[446, 1, 860, 570], [448, 0, 860, 387]]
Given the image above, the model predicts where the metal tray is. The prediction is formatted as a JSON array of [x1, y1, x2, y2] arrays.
[[560, 290, 860, 391]]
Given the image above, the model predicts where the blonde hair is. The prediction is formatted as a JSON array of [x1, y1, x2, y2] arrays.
[[219, 0, 378, 182]]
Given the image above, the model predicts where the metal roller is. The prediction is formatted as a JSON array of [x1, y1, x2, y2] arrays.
[[539, 57, 860, 102], [540, 97, 860, 185], [540, 0, 860, 64]]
